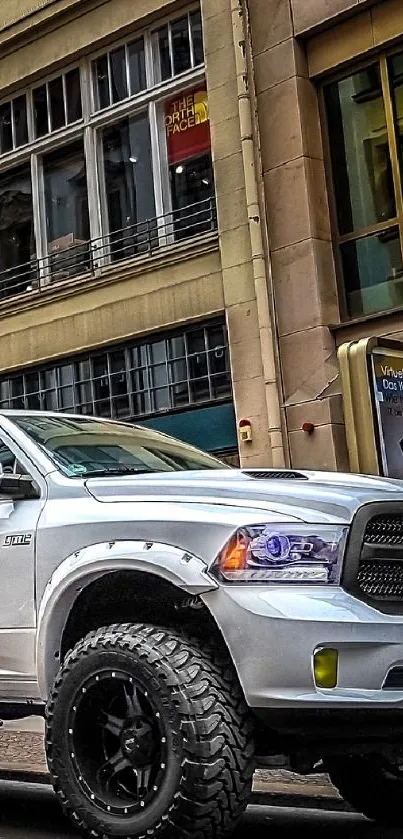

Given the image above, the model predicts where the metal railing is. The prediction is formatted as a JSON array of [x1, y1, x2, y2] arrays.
[[0, 197, 217, 302]]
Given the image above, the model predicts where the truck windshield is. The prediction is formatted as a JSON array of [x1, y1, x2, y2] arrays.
[[11, 414, 229, 477]]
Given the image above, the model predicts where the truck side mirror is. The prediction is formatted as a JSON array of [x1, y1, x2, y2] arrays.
[[0, 473, 39, 500]]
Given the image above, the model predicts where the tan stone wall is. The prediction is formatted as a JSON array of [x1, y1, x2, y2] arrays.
[[0, 247, 223, 371], [201, 0, 275, 466], [0, 0, 58, 31], [249, 0, 348, 471], [308, 0, 403, 77], [0, 0, 176, 92], [291, 0, 375, 36]]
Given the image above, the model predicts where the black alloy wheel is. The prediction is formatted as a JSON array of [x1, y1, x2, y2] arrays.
[[46, 623, 255, 839]]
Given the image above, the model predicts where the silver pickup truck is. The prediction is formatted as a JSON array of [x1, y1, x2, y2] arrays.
[[0, 410, 402, 837]]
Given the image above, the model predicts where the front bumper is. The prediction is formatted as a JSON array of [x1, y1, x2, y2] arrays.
[[202, 585, 403, 710]]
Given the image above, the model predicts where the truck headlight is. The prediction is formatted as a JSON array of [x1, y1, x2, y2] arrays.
[[211, 524, 348, 584]]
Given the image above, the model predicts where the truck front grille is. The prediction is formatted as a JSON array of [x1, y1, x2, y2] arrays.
[[343, 505, 403, 612], [357, 560, 403, 599], [364, 515, 403, 545]]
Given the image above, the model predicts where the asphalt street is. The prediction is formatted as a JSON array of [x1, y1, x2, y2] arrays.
[[0, 783, 399, 839]]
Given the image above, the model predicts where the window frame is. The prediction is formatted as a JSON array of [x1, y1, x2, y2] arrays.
[[320, 47, 403, 322], [0, 320, 232, 422], [0, 3, 211, 290]]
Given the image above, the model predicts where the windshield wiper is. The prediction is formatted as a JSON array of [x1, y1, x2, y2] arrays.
[[79, 466, 155, 478]]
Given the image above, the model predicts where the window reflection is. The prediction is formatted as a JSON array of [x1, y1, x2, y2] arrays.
[[0, 322, 231, 418], [102, 114, 156, 260], [0, 165, 36, 297], [43, 141, 90, 279], [341, 228, 403, 316], [325, 66, 395, 236]]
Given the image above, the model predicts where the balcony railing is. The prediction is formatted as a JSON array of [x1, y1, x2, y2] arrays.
[[0, 197, 217, 302]]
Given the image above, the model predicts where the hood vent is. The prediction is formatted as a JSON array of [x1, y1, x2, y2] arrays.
[[243, 470, 308, 481]]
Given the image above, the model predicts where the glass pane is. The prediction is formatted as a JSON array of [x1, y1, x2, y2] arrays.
[[59, 364, 74, 385], [133, 391, 150, 415], [44, 390, 57, 410], [76, 359, 91, 380], [25, 372, 39, 393], [130, 345, 147, 368], [0, 165, 35, 297], [324, 66, 395, 236], [128, 38, 146, 95], [111, 373, 128, 396], [169, 360, 187, 383], [189, 352, 208, 378], [0, 381, 9, 401], [209, 345, 227, 375], [170, 153, 214, 239], [158, 26, 171, 81], [94, 55, 110, 110], [49, 76, 65, 132], [167, 335, 185, 359], [10, 378, 23, 397], [190, 377, 210, 402], [77, 381, 92, 404], [112, 395, 130, 417], [171, 16, 191, 76], [65, 68, 82, 123], [102, 114, 156, 260], [152, 387, 170, 410], [33, 85, 49, 137], [149, 341, 166, 364], [93, 355, 108, 377], [44, 141, 90, 278], [341, 228, 403, 317], [110, 46, 128, 103], [109, 350, 126, 373], [190, 10, 204, 65], [211, 373, 231, 399], [13, 96, 28, 147], [59, 386, 74, 408], [150, 363, 168, 388], [187, 329, 205, 354], [207, 324, 225, 349], [26, 393, 41, 410], [43, 369, 56, 390], [0, 102, 13, 153]]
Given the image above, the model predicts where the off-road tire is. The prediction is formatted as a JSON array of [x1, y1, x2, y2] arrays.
[[327, 755, 403, 826], [46, 623, 255, 839]]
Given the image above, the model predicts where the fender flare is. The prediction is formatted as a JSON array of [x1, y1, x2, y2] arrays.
[[37, 539, 217, 697]]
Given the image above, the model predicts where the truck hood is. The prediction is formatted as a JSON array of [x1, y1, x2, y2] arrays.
[[85, 468, 403, 525]]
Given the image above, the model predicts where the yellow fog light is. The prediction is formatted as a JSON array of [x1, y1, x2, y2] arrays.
[[313, 648, 338, 689]]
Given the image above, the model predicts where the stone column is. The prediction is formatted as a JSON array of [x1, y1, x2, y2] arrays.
[[249, 0, 349, 470], [202, 0, 280, 466]]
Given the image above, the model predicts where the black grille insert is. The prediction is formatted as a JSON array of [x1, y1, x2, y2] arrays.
[[364, 515, 403, 545], [357, 560, 403, 599], [243, 470, 308, 481], [384, 667, 403, 690]]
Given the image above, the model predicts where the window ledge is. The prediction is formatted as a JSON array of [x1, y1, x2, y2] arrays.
[[0, 232, 219, 320], [330, 303, 403, 343]]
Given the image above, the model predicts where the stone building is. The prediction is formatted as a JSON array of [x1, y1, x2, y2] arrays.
[[0, 0, 401, 472]]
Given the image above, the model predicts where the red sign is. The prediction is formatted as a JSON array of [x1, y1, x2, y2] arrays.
[[165, 88, 211, 165]]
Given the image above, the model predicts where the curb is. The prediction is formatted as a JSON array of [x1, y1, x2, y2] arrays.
[[0, 769, 351, 813]]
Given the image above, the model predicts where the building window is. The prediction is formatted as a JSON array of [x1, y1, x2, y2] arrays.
[[0, 5, 216, 301], [324, 52, 403, 319], [0, 322, 231, 420]]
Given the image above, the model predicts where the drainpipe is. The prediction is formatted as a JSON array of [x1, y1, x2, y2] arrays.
[[230, 0, 286, 468]]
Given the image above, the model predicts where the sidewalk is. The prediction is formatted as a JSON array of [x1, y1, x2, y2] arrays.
[[0, 724, 343, 807]]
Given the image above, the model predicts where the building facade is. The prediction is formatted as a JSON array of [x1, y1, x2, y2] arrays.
[[1, 0, 402, 473]]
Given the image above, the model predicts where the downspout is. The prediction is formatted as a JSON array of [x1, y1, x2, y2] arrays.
[[230, 0, 286, 468]]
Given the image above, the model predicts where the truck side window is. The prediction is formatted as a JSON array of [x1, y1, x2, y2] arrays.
[[0, 442, 27, 476]]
